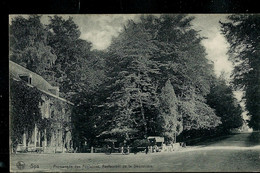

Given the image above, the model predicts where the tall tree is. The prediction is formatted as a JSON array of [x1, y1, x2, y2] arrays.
[[47, 15, 97, 100], [142, 14, 221, 131], [158, 79, 182, 143], [9, 15, 57, 82], [100, 15, 221, 142], [102, 19, 161, 140], [207, 76, 243, 133], [221, 14, 260, 130], [46, 16, 107, 148]]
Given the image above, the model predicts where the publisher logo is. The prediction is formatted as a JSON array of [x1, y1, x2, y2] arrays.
[[16, 161, 25, 170]]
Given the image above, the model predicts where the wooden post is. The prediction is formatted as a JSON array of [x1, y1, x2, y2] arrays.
[[34, 124, 37, 147], [23, 128, 27, 147], [44, 129, 47, 147]]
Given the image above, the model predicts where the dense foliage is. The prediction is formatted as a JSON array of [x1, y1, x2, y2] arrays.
[[47, 16, 100, 99], [10, 79, 42, 146], [220, 14, 260, 130], [158, 80, 182, 142], [9, 14, 245, 150], [97, 15, 222, 144], [9, 15, 57, 82], [206, 76, 244, 133]]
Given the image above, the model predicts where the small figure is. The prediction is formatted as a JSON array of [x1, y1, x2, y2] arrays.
[[145, 146, 148, 154], [154, 145, 158, 152]]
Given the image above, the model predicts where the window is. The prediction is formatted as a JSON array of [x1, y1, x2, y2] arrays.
[[19, 74, 32, 84]]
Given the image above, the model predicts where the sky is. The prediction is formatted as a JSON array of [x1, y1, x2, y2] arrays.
[[191, 14, 232, 77]]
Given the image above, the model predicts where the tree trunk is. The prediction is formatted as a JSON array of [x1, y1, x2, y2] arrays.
[[138, 72, 147, 138], [140, 102, 147, 138]]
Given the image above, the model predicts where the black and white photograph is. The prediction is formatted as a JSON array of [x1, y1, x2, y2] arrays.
[[9, 14, 260, 172]]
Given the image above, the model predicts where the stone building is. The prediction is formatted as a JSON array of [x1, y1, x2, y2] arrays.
[[10, 60, 74, 153]]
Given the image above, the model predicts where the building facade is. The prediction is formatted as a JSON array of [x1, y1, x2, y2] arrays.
[[10, 60, 74, 153]]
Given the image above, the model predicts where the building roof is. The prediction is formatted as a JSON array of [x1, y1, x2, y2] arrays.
[[9, 60, 73, 105]]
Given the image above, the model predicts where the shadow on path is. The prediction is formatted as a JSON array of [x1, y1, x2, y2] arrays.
[[191, 132, 260, 148], [245, 131, 260, 147], [190, 134, 233, 147]]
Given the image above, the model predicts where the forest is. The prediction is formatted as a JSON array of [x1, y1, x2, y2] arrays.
[[10, 14, 259, 151]]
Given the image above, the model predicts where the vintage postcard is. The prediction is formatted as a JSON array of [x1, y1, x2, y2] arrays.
[[9, 14, 260, 172]]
